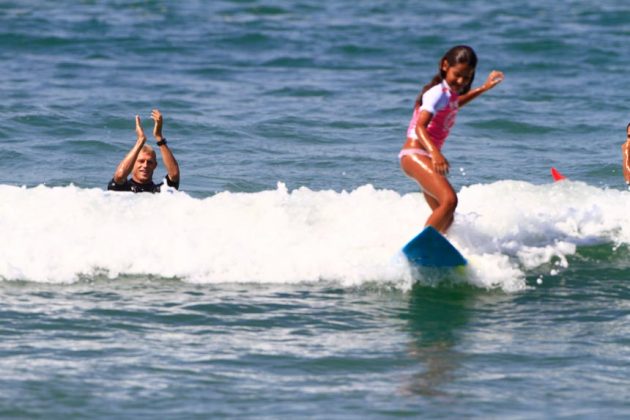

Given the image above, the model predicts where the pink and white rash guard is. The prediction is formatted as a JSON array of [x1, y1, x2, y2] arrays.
[[406, 80, 459, 150]]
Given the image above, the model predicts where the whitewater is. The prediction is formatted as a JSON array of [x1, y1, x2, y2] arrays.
[[2, 180, 629, 291]]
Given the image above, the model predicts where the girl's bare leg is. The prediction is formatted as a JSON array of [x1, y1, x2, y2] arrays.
[[401, 154, 457, 233]]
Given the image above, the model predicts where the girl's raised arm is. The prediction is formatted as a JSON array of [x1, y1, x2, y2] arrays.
[[459, 70, 504, 107]]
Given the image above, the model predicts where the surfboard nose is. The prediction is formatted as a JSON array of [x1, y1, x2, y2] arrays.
[[402, 226, 467, 267], [551, 167, 566, 181]]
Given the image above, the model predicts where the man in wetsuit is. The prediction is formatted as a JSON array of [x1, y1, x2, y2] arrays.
[[108, 109, 180, 193]]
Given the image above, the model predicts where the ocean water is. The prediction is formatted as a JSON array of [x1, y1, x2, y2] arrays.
[[1, 0, 629, 418]]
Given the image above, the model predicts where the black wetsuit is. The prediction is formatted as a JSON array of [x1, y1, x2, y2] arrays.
[[107, 176, 179, 193]]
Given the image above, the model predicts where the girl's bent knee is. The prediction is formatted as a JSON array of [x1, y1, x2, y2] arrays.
[[443, 194, 458, 211]]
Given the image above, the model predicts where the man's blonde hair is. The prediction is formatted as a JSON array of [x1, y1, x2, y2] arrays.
[[140, 145, 157, 161]]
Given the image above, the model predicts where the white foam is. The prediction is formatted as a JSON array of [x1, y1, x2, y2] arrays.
[[1, 180, 629, 291]]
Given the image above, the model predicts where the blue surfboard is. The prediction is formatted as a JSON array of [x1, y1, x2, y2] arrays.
[[402, 226, 467, 267]]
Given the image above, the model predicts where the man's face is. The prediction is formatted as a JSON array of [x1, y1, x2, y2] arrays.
[[132, 151, 157, 184]]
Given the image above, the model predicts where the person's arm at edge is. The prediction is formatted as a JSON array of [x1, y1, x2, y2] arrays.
[[152, 109, 180, 184], [113, 115, 147, 184], [458, 70, 505, 108], [622, 142, 630, 184]]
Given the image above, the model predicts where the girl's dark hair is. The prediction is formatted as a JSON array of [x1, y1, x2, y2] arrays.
[[415, 45, 478, 107]]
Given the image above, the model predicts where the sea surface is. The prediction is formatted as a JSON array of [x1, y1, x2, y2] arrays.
[[1, 0, 629, 418]]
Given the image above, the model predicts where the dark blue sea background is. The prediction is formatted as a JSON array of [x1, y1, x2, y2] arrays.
[[1, 1, 629, 418]]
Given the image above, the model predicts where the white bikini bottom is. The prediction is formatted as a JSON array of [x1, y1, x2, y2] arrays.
[[398, 148, 431, 159]]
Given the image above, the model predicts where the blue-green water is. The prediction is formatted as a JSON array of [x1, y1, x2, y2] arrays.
[[1, 1, 629, 418]]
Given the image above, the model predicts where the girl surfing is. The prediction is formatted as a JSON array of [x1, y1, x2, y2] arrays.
[[400, 45, 504, 233]]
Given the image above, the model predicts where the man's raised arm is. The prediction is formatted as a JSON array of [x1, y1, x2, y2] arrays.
[[113, 116, 147, 185], [152, 109, 180, 185]]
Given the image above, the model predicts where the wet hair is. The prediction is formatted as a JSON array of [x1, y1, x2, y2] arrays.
[[139, 145, 157, 163], [627, 122, 630, 131], [415, 45, 478, 107]]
